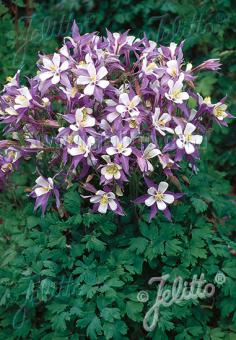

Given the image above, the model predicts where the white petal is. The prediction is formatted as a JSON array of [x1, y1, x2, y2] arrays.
[[161, 113, 171, 122], [184, 123, 196, 135], [68, 147, 81, 156], [51, 73, 60, 84], [122, 148, 132, 156], [36, 176, 49, 187], [177, 92, 189, 101], [147, 187, 157, 195], [185, 143, 195, 154], [52, 53, 61, 67], [154, 107, 160, 118], [85, 116, 95, 127], [90, 196, 101, 203], [157, 200, 167, 210], [107, 111, 119, 122], [60, 60, 69, 72], [35, 187, 49, 197], [116, 105, 126, 113], [87, 63, 96, 77], [148, 149, 161, 159], [42, 58, 54, 70], [131, 95, 141, 106], [122, 136, 131, 147], [158, 181, 168, 193], [98, 80, 109, 89], [163, 194, 174, 204], [176, 139, 184, 149], [114, 171, 121, 180], [70, 125, 79, 131], [108, 199, 117, 211], [145, 196, 156, 207], [97, 66, 108, 80], [175, 125, 183, 135], [98, 203, 108, 213], [84, 84, 95, 96], [191, 135, 203, 145], [39, 71, 53, 81], [87, 136, 95, 146], [77, 76, 90, 85], [119, 93, 130, 105], [111, 136, 119, 147]]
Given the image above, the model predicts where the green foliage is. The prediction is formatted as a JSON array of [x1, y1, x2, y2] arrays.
[[0, 0, 236, 338], [0, 163, 236, 339]]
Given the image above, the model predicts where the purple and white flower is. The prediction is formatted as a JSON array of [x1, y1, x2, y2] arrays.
[[116, 93, 141, 117], [70, 107, 95, 131], [152, 108, 174, 136], [165, 74, 189, 104], [175, 123, 203, 154], [145, 182, 174, 211], [106, 136, 132, 156], [68, 135, 95, 157], [90, 190, 117, 213], [77, 63, 109, 96], [39, 53, 69, 84]]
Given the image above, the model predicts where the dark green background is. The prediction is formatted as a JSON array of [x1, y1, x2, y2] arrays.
[[0, 1, 235, 339]]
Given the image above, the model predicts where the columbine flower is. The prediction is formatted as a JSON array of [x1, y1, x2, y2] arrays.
[[165, 74, 189, 104], [70, 107, 95, 131], [192, 59, 221, 72], [39, 53, 69, 84], [34, 176, 54, 197], [31, 176, 60, 214], [152, 108, 174, 136], [137, 143, 161, 172], [68, 135, 95, 157], [116, 93, 141, 117], [175, 123, 203, 154], [106, 136, 132, 156], [90, 190, 117, 213], [14, 87, 32, 110], [166, 59, 179, 77], [141, 58, 157, 75], [213, 102, 228, 121], [76, 63, 109, 96], [101, 156, 122, 180], [145, 182, 174, 211]]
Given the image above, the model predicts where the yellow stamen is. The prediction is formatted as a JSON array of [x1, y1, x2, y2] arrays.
[[106, 164, 119, 175], [100, 195, 108, 205], [154, 192, 164, 201]]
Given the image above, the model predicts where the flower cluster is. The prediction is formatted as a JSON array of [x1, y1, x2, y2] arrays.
[[0, 23, 230, 220]]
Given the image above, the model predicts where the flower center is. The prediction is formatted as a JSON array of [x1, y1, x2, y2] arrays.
[[100, 195, 108, 205], [172, 89, 181, 98], [90, 75, 97, 82], [170, 69, 177, 77], [204, 96, 211, 105], [7, 150, 17, 159], [214, 107, 224, 118], [147, 62, 156, 71], [16, 95, 28, 106], [1, 163, 13, 173], [129, 119, 137, 128], [185, 133, 192, 142], [154, 192, 164, 201], [157, 119, 165, 127], [117, 143, 123, 152], [79, 145, 87, 153], [128, 101, 135, 109], [50, 65, 58, 72], [106, 164, 119, 175]]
